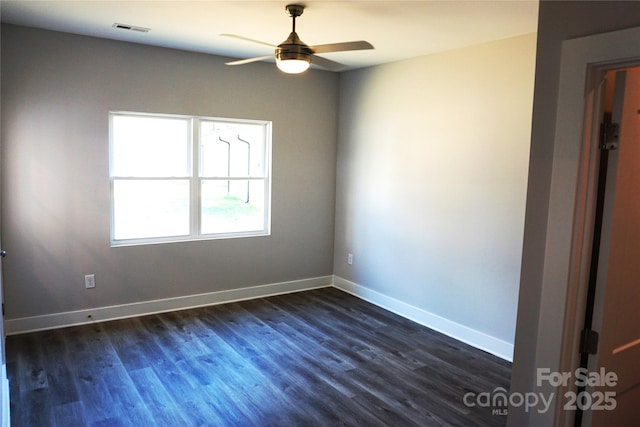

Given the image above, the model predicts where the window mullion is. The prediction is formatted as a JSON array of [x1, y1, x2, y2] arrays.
[[191, 118, 201, 237]]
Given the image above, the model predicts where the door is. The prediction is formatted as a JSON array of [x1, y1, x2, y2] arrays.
[[587, 67, 640, 426]]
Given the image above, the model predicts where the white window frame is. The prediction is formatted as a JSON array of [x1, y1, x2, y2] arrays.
[[109, 111, 272, 247]]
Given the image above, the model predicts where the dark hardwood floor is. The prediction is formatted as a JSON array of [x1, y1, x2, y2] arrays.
[[7, 287, 511, 426]]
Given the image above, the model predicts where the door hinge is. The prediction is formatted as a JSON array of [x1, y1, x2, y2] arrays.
[[600, 122, 620, 150], [580, 328, 599, 355]]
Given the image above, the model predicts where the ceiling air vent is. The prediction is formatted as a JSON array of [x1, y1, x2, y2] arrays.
[[112, 23, 150, 33]]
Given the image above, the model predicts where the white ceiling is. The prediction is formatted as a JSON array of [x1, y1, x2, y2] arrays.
[[0, 1, 539, 71]]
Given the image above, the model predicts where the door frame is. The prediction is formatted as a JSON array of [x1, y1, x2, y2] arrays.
[[514, 26, 640, 427]]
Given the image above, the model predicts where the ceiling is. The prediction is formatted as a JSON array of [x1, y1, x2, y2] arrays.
[[0, 1, 539, 71]]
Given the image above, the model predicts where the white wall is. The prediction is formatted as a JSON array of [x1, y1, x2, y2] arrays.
[[0, 25, 338, 323], [333, 33, 537, 360]]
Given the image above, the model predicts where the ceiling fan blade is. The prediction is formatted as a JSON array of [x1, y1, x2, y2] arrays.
[[310, 41, 374, 54], [220, 34, 276, 49], [311, 55, 348, 72], [226, 55, 274, 66]]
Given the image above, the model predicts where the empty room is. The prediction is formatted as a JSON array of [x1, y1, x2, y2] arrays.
[[1, 1, 639, 426]]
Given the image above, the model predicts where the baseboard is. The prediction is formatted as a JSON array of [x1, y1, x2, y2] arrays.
[[332, 276, 514, 362], [5, 276, 333, 335]]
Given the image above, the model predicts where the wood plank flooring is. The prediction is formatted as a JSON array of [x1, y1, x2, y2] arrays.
[[6, 287, 511, 426]]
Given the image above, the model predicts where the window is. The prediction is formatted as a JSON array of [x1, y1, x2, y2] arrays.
[[109, 112, 271, 246]]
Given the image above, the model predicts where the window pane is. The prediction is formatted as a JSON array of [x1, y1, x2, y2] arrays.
[[112, 115, 190, 177], [113, 180, 189, 240], [200, 121, 266, 177], [201, 180, 266, 234]]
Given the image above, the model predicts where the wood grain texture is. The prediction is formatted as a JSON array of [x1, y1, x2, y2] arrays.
[[7, 288, 511, 426]]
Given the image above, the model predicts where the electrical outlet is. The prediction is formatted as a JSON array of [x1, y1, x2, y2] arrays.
[[85, 274, 96, 289], [347, 253, 353, 265]]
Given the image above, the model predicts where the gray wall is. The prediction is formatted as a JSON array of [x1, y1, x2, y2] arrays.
[[1, 25, 338, 319], [333, 34, 536, 351], [510, 1, 640, 426]]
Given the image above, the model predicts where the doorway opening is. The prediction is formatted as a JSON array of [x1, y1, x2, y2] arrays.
[[573, 65, 640, 427]]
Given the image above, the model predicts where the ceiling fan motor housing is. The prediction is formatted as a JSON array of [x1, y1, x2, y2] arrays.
[[276, 31, 313, 62]]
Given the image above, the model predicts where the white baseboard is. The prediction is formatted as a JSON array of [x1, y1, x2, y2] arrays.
[[332, 276, 514, 362], [5, 276, 333, 335]]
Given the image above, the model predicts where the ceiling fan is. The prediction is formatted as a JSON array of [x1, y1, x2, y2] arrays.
[[222, 4, 374, 74]]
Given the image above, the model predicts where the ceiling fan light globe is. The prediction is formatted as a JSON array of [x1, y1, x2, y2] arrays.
[[275, 49, 311, 74], [276, 58, 310, 74]]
